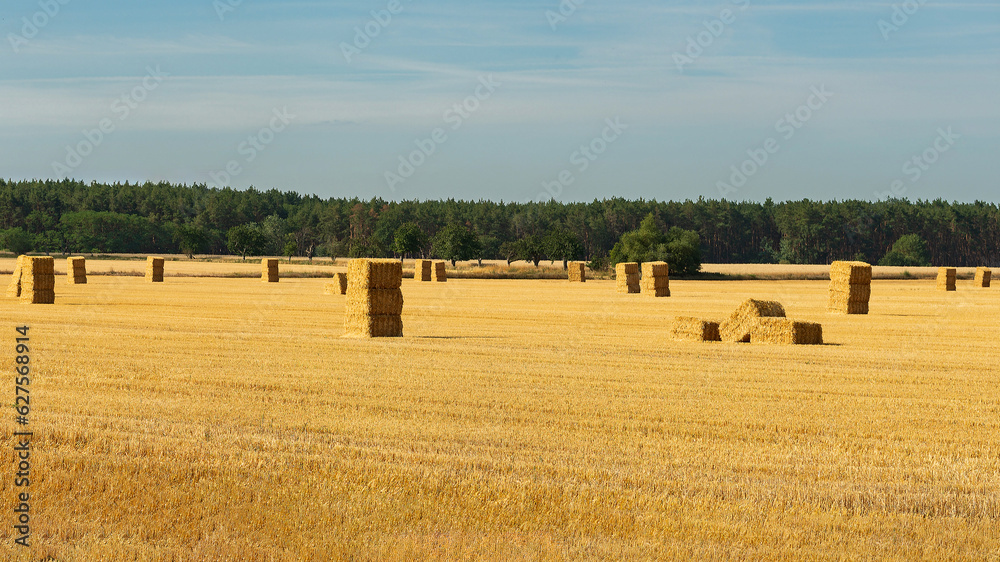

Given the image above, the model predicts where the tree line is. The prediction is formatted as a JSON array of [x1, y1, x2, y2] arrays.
[[1, 179, 997, 269]]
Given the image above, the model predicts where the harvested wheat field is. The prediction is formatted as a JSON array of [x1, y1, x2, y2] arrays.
[[1, 275, 999, 560]]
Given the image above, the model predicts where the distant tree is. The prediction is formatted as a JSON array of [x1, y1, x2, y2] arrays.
[[518, 234, 545, 267], [543, 228, 583, 269], [226, 224, 269, 261], [432, 224, 481, 266], [609, 214, 701, 276], [499, 240, 521, 265], [283, 235, 297, 262], [392, 223, 427, 259], [476, 235, 500, 266], [879, 234, 931, 266], [176, 224, 209, 259], [2, 227, 33, 255]]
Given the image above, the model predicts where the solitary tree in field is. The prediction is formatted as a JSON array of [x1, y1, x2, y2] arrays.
[[2, 227, 33, 256], [431, 224, 481, 266], [543, 228, 583, 269], [879, 234, 931, 266], [392, 223, 427, 259], [226, 224, 269, 261], [609, 214, 702, 276], [176, 224, 208, 259]]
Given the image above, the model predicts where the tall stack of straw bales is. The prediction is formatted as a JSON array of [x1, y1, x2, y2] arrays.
[[751, 318, 823, 345], [432, 261, 447, 282], [146, 257, 164, 282], [936, 267, 956, 291], [324, 273, 349, 295], [6, 255, 24, 297], [719, 299, 786, 342], [616, 262, 639, 293], [828, 261, 871, 314], [641, 261, 669, 297], [415, 260, 432, 282], [568, 261, 586, 283], [975, 267, 991, 288], [672, 317, 720, 342], [261, 258, 279, 282], [19, 256, 54, 304], [67, 256, 87, 284], [344, 259, 403, 338]]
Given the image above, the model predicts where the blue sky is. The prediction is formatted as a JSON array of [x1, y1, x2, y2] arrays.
[[1, 0, 997, 203]]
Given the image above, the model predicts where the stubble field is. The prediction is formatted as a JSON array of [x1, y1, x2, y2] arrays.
[[1, 262, 998, 560]]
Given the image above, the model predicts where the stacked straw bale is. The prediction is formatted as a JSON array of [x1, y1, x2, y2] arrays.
[[146, 257, 164, 282], [750, 318, 823, 345], [828, 261, 872, 315], [936, 267, 956, 291], [6, 255, 25, 297], [344, 259, 403, 337], [324, 273, 349, 295], [641, 261, 670, 297], [719, 299, 786, 342], [568, 261, 586, 283], [415, 259, 432, 282], [432, 261, 447, 282], [975, 267, 991, 288], [20, 256, 54, 304], [261, 258, 279, 282], [67, 256, 87, 284], [616, 262, 640, 293], [671, 317, 720, 342]]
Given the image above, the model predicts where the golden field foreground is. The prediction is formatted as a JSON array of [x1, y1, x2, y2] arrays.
[[1, 271, 999, 560]]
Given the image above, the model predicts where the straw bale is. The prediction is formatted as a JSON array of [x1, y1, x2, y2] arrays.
[[67, 256, 87, 284], [642, 261, 669, 279], [719, 299, 786, 343], [347, 259, 402, 290], [615, 263, 640, 293], [336, 272, 348, 294], [618, 262, 639, 275], [261, 258, 279, 282], [414, 260, 432, 281], [345, 288, 404, 316], [20, 257, 55, 304], [344, 315, 404, 338], [432, 261, 447, 282], [975, 267, 991, 288], [146, 257, 164, 282], [750, 317, 823, 345], [830, 261, 872, 285], [936, 267, 956, 291], [323, 283, 338, 295], [21, 289, 54, 305], [21, 257, 54, 276], [6, 255, 24, 297], [671, 317, 720, 342], [568, 261, 586, 283]]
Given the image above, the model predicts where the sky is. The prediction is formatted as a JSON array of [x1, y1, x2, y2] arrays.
[[0, 0, 997, 203]]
